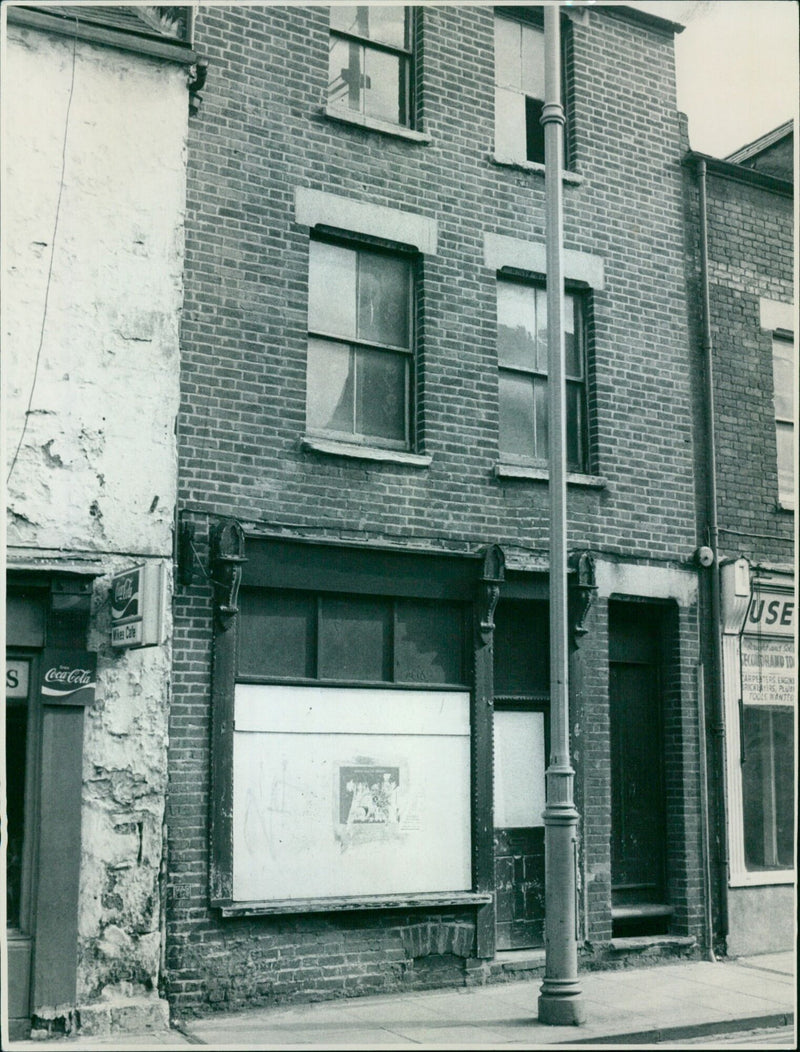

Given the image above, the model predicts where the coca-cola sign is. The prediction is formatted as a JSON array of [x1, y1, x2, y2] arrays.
[[40, 649, 97, 707], [110, 562, 166, 649], [111, 567, 142, 622]]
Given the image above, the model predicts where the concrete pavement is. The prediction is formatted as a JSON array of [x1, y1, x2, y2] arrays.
[[10, 951, 795, 1050]]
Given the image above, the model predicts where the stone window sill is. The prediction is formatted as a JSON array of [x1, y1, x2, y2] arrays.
[[728, 869, 794, 888], [218, 890, 492, 918], [322, 106, 432, 144], [495, 463, 607, 488], [490, 154, 584, 185], [303, 436, 432, 467]]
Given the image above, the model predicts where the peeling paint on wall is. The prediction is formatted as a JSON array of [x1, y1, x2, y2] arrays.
[[4, 20, 188, 1032]]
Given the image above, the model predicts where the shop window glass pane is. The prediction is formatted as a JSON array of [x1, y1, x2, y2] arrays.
[[355, 346, 407, 442], [309, 241, 356, 338], [357, 253, 409, 348], [499, 371, 536, 459], [307, 338, 354, 434], [319, 597, 392, 682], [239, 591, 316, 678], [498, 281, 538, 371], [395, 600, 465, 684], [494, 601, 549, 695], [742, 706, 795, 870]]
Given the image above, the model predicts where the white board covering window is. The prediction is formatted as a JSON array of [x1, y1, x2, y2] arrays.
[[232, 685, 471, 901]]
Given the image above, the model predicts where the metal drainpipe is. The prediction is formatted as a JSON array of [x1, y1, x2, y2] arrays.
[[697, 158, 729, 948]]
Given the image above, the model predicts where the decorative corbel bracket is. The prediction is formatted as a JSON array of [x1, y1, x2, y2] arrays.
[[478, 543, 505, 645], [569, 550, 597, 639], [209, 518, 246, 630]]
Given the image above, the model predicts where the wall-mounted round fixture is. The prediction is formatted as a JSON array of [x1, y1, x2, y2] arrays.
[[695, 546, 715, 568]]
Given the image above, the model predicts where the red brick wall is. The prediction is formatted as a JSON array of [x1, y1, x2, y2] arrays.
[[169, 5, 703, 1015]]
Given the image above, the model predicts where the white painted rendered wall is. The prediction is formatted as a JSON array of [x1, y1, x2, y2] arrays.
[[3, 23, 187, 1027], [4, 25, 184, 555]]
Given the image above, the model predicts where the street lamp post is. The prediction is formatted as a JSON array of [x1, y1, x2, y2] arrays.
[[537, 3, 586, 1027]]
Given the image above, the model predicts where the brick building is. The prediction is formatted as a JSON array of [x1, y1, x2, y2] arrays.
[[167, 4, 708, 1016], [3, 4, 194, 1039], [684, 122, 795, 958]]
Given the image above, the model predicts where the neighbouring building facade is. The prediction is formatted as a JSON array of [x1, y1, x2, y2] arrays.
[[3, 5, 194, 1039], [167, 4, 710, 1018], [685, 122, 795, 958]]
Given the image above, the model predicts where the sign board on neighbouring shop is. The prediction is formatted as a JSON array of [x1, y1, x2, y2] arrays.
[[110, 562, 166, 648], [6, 659, 30, 699], [40, 649, 97, 706]]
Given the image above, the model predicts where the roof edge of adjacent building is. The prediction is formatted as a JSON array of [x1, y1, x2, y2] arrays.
[[599, 4, 685, 36], [725, 120, 794, 164], [5, 3, 198, 65], [684, 150, 794, 196]]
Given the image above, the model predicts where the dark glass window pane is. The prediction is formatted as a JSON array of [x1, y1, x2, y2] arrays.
[[6, 700, 27, 928], [773, 708, 795, 867], [355, 346, 407, 442], [499, 371, 536, 459], [328, 37, 364, 113], [308, 241, 356, 337], [239, 590, 316, 678], [395, 600, 465, 684], [742, 706, 795, 870], [307, 338, 354, 435], [494, 600, 549, 695], [319, 596, 391, 682], [357, 253, 410, 347], [526, 96, 545, 165], [566, 380, 584, 471]]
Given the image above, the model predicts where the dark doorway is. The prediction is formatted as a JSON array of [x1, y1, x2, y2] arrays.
[[609, 602, 671, 937]]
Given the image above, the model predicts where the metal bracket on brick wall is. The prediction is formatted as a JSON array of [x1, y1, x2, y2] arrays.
[[569, 550, 597, 639], [209, 518, 246, 630], [478, 543, 505, 644]]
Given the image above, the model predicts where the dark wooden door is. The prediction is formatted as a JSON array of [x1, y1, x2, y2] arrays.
[[609, 655, 667, 912], [5, 652, 37, 1039]]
